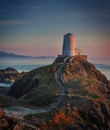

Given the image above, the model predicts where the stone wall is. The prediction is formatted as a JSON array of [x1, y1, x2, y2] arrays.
[[69, 55, 87, 62], [53, 55, 87, 64]]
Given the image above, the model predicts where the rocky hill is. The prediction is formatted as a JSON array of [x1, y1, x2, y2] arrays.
[[7, 65, 60, 106], [62, 56, 110, 98], [5, 56, 110, 130], [0, 51, 55, 58], [0, 51, 31, 58], [0, 67, 27, 83]]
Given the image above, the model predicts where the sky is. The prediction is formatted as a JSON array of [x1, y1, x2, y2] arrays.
[[0, 0, 110, 57]]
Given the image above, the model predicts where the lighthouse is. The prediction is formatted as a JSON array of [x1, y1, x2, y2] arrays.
[[53, 33, 84, 64], [62, 33, 76, 56]]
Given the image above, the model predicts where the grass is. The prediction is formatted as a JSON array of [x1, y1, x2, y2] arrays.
[[62, 76, 100, 99], [17, 64, 61, 107], [0, 95, 12, 107], [13, 57, 110, 130]]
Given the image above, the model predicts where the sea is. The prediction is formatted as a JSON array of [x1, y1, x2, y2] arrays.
[[0, 57, 110, 87]]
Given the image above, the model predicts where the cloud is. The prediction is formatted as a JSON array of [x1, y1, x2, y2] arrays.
[[57, 13, 87, 19], [21, 6, 40, 9], [0, 20, 27, 25], [8, 4, 40, 9], [58, 9, 110, 19]]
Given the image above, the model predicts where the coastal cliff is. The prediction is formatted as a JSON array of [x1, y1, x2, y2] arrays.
[[5, 56, 110, 130], [62, 56, 110, 98]]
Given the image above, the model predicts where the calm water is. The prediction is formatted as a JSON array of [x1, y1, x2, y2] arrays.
[[0, 82, 13, 87], [0, 57, 55, 72], [89, 58, 110, 80], [0, 57, 110, 87], [0, 57, 55, 87]]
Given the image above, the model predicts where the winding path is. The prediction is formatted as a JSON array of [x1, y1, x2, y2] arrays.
[[4, 63, 67, 117]]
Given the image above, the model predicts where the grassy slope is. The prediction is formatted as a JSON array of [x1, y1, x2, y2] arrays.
[[17, 64, 61, 107], [62, 58, 109, 99], [25, 58, 110, 130], [0, 95, 12, 107], [3, 58, 110, 130]]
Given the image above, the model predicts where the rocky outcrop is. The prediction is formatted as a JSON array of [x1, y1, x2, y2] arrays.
[[3, 56, 110, 129], [7, 73, 39, 98], [7, 65, 60, 106], [39, 98, 110, 130], [62, 56, 110, 98], [0, 108, 41, 130], [7, 56, 110, 100], [0, 67, 27, 83]]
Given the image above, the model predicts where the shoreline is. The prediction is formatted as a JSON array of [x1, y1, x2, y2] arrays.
[[0, 82, 13, 87]]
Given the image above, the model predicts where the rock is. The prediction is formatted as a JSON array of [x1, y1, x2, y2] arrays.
[[0, 108, 9, 129], [3, 56, 110, 130], [0, 67, 27, 84], [62, 56, 110, 98], [0, 107, 4, 117], [13, 124, 23, 130]]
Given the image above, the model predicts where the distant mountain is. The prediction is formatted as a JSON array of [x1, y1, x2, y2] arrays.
[[0, 51, 30, 58], [0, 51, 55, 58]]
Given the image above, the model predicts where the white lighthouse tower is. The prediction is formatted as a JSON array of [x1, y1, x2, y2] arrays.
[[62, 33, 76, 56], [53, 33, 84, 64]]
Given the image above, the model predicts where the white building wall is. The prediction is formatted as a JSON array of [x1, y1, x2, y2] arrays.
[[62, 33, 75, 56]]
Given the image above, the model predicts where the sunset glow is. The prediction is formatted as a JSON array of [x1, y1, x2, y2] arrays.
[[0, 0, 110, 57]]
